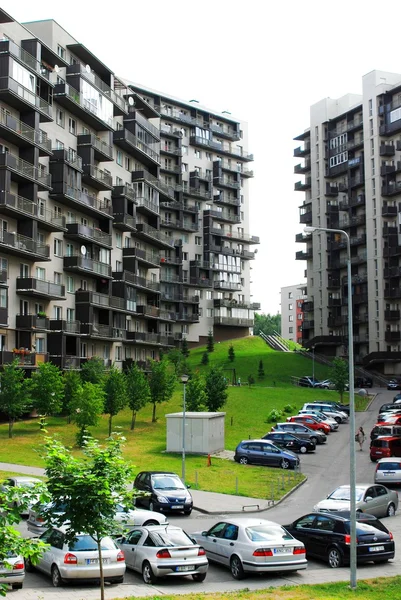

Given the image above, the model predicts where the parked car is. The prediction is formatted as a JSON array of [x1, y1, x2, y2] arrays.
[[375, 458, 401, 484], [0, 476, 42, 516], [371, 424, 401, 441], [27, 501, 168, 536], [134, 472, 193, 516], [315, 379, 335, 389], [303, 403, 348, 423], [0, 553, 24, 590], [394, 393, 401, 403], [313, 483, 399, 518], [263, 432, 315, 454], [298, 376, 320, 388], [370, 437, 401, 463], [283, 511, 394, 568], [387, 380, 401, 391], [297, 411, 339, 431], [355, 377, 373, 389], [116, 525, 208, 583], [376, 411, 401, 424], [192, 518, 307, 579], [378, 415, 401, 426], [25, 526, 126, 587], [313, 400, 350, 416], [234, 440, 299, 469], [379, 402, 401, 414], [271, 422, 327, 445], [286, 415, 331, 435]]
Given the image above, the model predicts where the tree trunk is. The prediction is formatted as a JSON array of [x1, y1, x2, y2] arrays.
[[8, 418, 13, 438], [97, 538, 105, 600], [152, 402, 156, 422], [108, 415, 112, 437], [130, 410, 137, 431]]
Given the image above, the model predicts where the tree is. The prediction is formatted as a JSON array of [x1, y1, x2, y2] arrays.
[[185, 372, 207, 411], [69, 382, 104, 446], [207, 329, 214, 353], [63, 370, 82, 421], [331, 357, 349, 401], [81, 356, 105, 385], [201, 351, 209, 365], [29, 362, 64, 419], [253, 312, 281, 337], [248, 374, 255, 387], [125, 363, 151, 431], [258, 360, 265, 380], [228, 344, 235, 362], [181, 337, 190, 358], [104, 365, 127, 436], [42, 433, 132, 600], [166, 348, 182, 374], [0, 360, 30, 438], [205, 367, 228, 411], [149, 360, 176, 422]]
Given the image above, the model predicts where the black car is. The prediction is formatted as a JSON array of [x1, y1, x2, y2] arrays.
[[356, 377, 373, 389], [272, 422, 327, 445], [134, 471, 193, 515], [263, 432, 316, 454], [283, 511, 394, 568], [379, 402, 401, 414], [388, 380, 401, 391], [394, 393, 401, 403], [313, 399, 350, 416]]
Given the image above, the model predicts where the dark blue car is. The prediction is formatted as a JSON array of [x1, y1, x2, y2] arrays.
[[234, 439, 300, 469]]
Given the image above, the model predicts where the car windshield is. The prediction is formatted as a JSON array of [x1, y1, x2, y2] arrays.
[[150, 529, 193, 547], [245, 525, 294, 542], [377, 462, 401, 470], [69, 535, 117, 551], [152, 476, 185, 490], [328, 487, 365, 502], [18, 481, 38, 488]]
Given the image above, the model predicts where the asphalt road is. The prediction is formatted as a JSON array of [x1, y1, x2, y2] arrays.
[[11, 388, 401, 599]]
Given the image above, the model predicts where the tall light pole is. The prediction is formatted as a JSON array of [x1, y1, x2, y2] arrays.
[[180, 374, 189, 484], [312, 345, 315, 382], [304, 225, 357, 589]]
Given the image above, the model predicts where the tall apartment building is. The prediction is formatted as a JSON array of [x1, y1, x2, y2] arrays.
[[280, 284, 306, 344], [0, 8, 259, 372], [294, 69, 401, 375]]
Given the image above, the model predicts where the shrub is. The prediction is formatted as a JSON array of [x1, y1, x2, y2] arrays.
[[201, 351, 209, 365], [266, 408, 283, 423], [283, 404, 295, 414]]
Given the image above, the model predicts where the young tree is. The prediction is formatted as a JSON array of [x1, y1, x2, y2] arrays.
[[228, 344, 235, 362], [149, 360, 176, 422], [69, 382, 104, 446], [81, 356, 105, 385], [205, 367, 228, 412], [0, 360, 29, 438], [201, 351, 209, 365], [248, 374, 255, 387], [331, 357, 349, 401], [125, 363, 151, 431], [253, 312, 281, 336], [181, 337, 190, 358], [104, 365, 127, 436], [185, 372, 207, 411], [258, 360, 265, 380], [29, 362, 64, 419], [207, 329, 214, 353], [42, 434, 132, 600], [166, 348, 182, 374], [63, 370, 82, 421]]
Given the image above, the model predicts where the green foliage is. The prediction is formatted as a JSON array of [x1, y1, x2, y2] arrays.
[[81, 356, 105, 385], [63, 370, 81, 416], [332, 357, 349, 401], [185, 372, 207, 411], [42, 433, 133, 600], [166, 348, 182, 374], [228, 344, 235, 362], [258, 359, 265, 379], [69, 382, 105, 446], [29, 362, 64, 418], [266, 408, 283, 422], [284, 404, 295, 414], [201, 351, 209, 365], [0, 360, 30, 438], [248, 374, 255, 387], [125, 363, 150, 431], [207, 329, 215, 353], [253, 312, 281, 336], [104, 366, 127, 436], [149, 360, 176, 422], [181, 337, 190, 358], [205, 367, 228, 411]]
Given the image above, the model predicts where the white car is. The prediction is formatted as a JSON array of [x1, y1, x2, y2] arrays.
[[298, 411, 339, 431], [0, 476, 42, 517], [302, 403, 348, 424], [0, 553, 25, 590]]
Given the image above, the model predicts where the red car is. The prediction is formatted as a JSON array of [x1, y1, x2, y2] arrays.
[[286, 415, 331, 434]]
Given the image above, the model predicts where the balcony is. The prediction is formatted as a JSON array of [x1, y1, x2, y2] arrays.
[[0, 351, 49, 367], [382, 204, 397, 217], [296, 250, 313, 260], [214, 316, 254, 327], [0, 76, 52, 122], [213, 175, 241, 190], [219, 160, 253, 177], [136, 196, 160, 215], [82, 165, 113, 191], [385, 331, 401, 343], [161, 219, 198, 232], [213, 192, 241, 207], [49, 184, 112, 220], [295, 232, 312, 243], [112, 184, 136, 203], [214, 299, 258, 310], [136, 223, 175, 249], [16, 277, 65, 300], [302, 320, 315, 330], [384, 265, 401, 278], [0, 152, 51, 191], [220, 231, 260, 244], [294, 178, 311, 191], [293, 143, 311, 157], [77, 133, 114, 162], [0, 231, 49, 260], [136, 305, 163, 319], [53, 82, 114, 131], [160, 143, 181, 156], [185, 277, 212, 288], [385, 309, 401, 321], [0, 110, 52, 155], [50, 149, 82, 172], [160, 162, 181, 174], [112, 212, 136, 232], [213, 280, 242, 291], [384, 287, 401, 299], [0, 39, 54, 83], [49, 320, 81, 334], [209, 122, 241, 141], [123, 247, 160, 267], [50, 355, 81, 370], [294, 160, 311, 174], [81, 324, 127, 340], [325, 184, 339, 197], [205, 209, 241, 223], [65, 223, 112, 248], [183, 187, 213, 200], [159, 106, 202, 126], [0, 192, 66, 232], [126, 331, 174, 346], [189, 135, 253, 161], [63, 255, 112, 279], [299, 209, 313, 224], [175, 312, 200, 323], [113, 270, 160, 293], [113, 128, 160, 166], [303, 301, 314, 312], [15, 314, 49, 330], [382, 181, 401, 196]]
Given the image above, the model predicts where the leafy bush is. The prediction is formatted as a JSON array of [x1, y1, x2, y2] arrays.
[[283, 404, 295, 414], [266, 408, 283, 423]]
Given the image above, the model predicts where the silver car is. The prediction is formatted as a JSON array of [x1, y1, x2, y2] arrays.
[[375, 458, 401, 484], [116, 525, 208, 583], [25, 527, 126, 587], [192, 518, 307, 580], [0, 476, 42, 516], [313, 484, 399, 518], [0, 553, 25, 590], [27, 501, 167, 535]]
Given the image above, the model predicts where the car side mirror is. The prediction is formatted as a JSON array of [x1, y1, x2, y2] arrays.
[[365, 496, 373, 502], [201, 531, 208, 536], [186, 484, 191, 489]]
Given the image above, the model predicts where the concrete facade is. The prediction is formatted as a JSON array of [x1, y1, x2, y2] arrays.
[[280, 284, 306, 343]]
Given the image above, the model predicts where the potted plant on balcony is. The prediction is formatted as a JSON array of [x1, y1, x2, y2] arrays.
[[37, 311, 47, 318]]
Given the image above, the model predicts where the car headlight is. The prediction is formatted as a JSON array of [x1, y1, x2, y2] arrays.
[[156, 495, 169, 503]]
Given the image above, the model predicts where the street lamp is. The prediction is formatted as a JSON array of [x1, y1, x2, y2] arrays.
[[180, 374, 189, 485], [312, 345, 315, 383], [304, 225, 357, 589]]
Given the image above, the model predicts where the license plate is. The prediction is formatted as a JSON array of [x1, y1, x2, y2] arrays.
[[369, 546, 385, 552], [86, 558, 110, 564], [171, 505, 184, 509], [383, 472, 395, 475], [176, 565, 194, 572], [273, 547, 292, 554]]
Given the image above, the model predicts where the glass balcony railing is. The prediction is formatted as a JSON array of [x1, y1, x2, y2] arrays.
[[0, 109, 51, 152]]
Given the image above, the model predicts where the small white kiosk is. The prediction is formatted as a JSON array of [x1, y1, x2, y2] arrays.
[[165, 411, 225, 454]]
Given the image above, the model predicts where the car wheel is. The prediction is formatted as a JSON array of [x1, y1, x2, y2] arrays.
[[387, 503, 396, 517], [143, 519, 159, 526], [110, 576, 124, 584], [310, 436, 318, 445], [51, 565, 63, 587], [142, 560, 157, 584], [24, 557, 34, 573], [327, 546, 343, 568], [299, 446, 307, 454], [192, 572, 206, 582], [149, 501, 159, 513], [183, 508, 192, 515], [239, 456, 249, 465], [230, 554, 245, 580], [370, 457, 376, 463], [12, 583, 23, 590], [334, 417, 341, 424], [280, 459, 290, 469]]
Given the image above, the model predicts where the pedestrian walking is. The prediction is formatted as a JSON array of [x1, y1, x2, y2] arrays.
[[355, 426, 366, 451], [237, 377, 241, 387]]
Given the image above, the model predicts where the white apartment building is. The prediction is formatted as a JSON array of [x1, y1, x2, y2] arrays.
[[280, 284, 306, 343]]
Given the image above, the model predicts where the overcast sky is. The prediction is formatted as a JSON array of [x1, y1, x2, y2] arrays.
[[5, 0, 401, 315]]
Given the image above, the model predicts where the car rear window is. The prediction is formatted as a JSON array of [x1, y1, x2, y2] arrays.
[[344, 521, 389, 535], [377, 462, 401, 471], [69, 535, 117, 551], [150, 529, 194, 547], [372, 440, 389, 448], [245, 525, 293, 542]]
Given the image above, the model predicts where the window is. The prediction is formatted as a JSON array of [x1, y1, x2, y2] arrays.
[[54, 239, 63, 257], [66, 243, 73, 257], [57, 45, 65, 59], [124, 156, 130, 171], [36, 338, 45, 353], [288, 292, 293, 299], [182, 252, 188, 261], [206, 152, 212, 161], [54, 272, 62, 284], [288, 303, 293, 310], [36, 267, 46, 280], [116, 232, 122, 248], [289, 315, 294, 322], [369, 99, 373, 117], [182, 145, 188, 155], [55, 139, 64, 150], [116, 150, 123, 166], [289, 327, 293, 334], [206, 308, 213, 318], [115, 346, 122, 361], [194, 149, 202, 159], [56, 109, 64, 127], [67, 308, 75, 322], [195, 236, 202, 245], [68, 118, 76, 135], [67, 276, 74, 293], [80, 280, 87, 290], [53, 306, 62, 320], [206, 291, 212, 300]]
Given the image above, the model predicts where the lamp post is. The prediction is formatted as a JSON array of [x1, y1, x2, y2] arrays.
[[304, 225, 357, 589], [180, 374, 189, 485], [312, 345, 315, 383]]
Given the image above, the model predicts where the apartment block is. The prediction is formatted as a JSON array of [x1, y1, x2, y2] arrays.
[[294, 69, 401, 375], [0, 8, 259, 372], [280, 284, 306, 344]]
